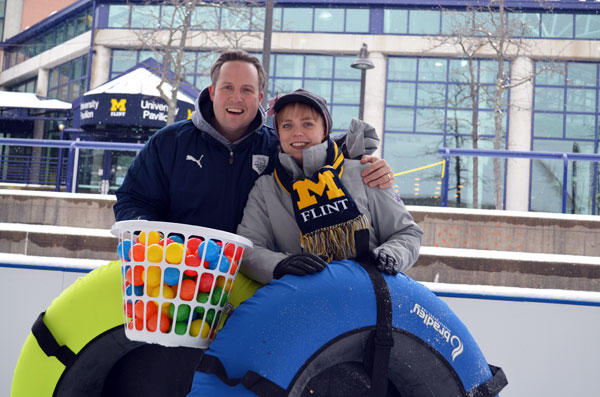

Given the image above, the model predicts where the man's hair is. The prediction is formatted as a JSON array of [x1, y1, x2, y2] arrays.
[[210, 49, 266, 93]]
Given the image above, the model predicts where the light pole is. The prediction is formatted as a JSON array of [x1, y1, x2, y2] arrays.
[[351, 43, 374, 120]]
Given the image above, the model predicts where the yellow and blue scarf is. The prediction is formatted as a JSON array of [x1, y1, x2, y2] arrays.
[[274, 139, 369, 261]]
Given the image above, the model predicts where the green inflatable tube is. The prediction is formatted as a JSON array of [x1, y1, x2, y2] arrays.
[[11, 260, 124, 396]]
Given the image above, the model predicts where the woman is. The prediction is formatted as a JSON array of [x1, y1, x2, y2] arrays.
[[236, 89, 423, 285]]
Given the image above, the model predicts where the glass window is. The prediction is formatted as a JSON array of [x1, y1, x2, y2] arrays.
[[536, 62, 565, 85], [333, 80, 360, 103], [409, 10, 440, 35], [447, 84, 471, 108], [448, 59, 472, 84], [478, 60, 503, 85], [532, 140, 596, 214], [567, 63, 596, 87], [575, 14, 600, 39], [111, 50, 137, 74], [275, 55, 303, 77], [384, 9, 407, 34], [196, 52, 218, 75], [383, 133, 443, 205], [509, 12, 540, 37], [565, 114, 596, 140], [441, 11, 472, 35], [418, 58, 447, 81], [566, 88, 596, 113], [534, 87, 564, 111], [417, 83, 447, 107], [305, 55, 333, 78], [416, 108, 446, 133], [477, 110, 506, 136], [385, 108, 414, 131], [533, 113, 563, 138], [304, 80, 332, 102], [108, 5, 130, 28], [331, 105, 358, 130], [272, 78, 303, 95], [346, 9, 369, 33], [445, 109, 473, 135], [314, 8, 344, 32], [139, 49, 158, 63], [55, 24, 66, 43], [130, 5, 160, 29], [386, 82, 416, 106], [271, 7, 283, 31], [250, 7, 264, 31], [75, 11, 90, 35], [222, 8, 251, 31], [388, 58, 417, 81], [479, 85, 508, 109], [162, 5, 190, 29], [333, 56, 360, 79], [541, 13, 573, 39], [191, 6, 219, 29], [282, 8, 313, 31]]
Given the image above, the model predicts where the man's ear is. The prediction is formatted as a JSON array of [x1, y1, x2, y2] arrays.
[[208, 85, 215, 101], [259, 91, 264, 104]]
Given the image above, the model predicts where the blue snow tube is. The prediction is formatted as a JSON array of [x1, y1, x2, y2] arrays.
[[189, 259, 507, 396]]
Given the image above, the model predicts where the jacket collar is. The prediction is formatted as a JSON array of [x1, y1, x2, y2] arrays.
[[277, 140, 329, 180]]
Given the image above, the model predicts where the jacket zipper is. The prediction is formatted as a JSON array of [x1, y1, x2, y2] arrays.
[[229, 150, 234, 165]]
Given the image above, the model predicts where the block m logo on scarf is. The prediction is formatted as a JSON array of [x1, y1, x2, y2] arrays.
[[293, 170, 345, 211]]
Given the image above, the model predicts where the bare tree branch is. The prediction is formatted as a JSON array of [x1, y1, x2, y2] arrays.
[[128, 0, 263, 124]]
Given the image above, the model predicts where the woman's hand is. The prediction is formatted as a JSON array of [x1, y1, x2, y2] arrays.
[[360, 155, 395, 189]]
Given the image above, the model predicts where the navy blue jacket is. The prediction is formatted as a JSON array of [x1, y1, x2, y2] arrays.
[[114, 89, 280, 233]]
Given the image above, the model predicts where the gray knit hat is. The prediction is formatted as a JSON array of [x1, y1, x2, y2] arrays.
[[268, 89, 332, 135]]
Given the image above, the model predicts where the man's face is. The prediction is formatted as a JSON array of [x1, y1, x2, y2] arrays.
[[209, 60, 263, 141]]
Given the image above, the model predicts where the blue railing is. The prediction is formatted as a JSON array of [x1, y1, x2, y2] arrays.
[[0, 138, 143, 192], [439, 147, 600, 214], [1, 138, 599, 214]]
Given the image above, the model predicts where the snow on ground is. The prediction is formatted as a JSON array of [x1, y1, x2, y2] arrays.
[[0, 253, 107, 271], [0, 186, 116, 201], [419, 246, 600, 265], [406, 204, 600, 222], [0, 222, 114, 237], [423, 281, 600, 304]]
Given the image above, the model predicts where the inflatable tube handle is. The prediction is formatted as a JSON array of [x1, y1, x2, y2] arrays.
[[466, 365, 508, 397], [196, 353, 287, 396], [31, 312, 77, 368], [358, 260, 394, 397]]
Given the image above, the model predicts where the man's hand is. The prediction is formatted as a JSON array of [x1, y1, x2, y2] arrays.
[[360, 155, 394, 189]]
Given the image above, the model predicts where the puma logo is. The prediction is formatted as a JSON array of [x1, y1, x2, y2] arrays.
[[186, 154, 204, 168]]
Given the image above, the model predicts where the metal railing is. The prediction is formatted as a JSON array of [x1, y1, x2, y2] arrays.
[[1, 138, 599, 214], [439, 147, 600, 214], [0, 138, 143, 192]]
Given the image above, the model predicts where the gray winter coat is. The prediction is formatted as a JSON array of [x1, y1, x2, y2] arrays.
[[236, 121, 423, 284]]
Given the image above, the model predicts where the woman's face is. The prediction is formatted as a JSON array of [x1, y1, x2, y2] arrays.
[[276, 103, 327, 165]]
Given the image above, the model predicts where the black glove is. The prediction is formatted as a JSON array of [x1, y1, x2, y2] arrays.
[[375, 251, 400, 275], [273, 253, 327, 279]]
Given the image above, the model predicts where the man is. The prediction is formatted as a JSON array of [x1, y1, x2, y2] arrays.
[[110, 49, 394, 396]]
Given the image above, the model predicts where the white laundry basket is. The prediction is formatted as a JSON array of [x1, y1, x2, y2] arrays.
[[111, 220, 252, 348]]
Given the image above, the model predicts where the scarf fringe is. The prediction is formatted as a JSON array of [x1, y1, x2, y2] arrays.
[[301, 214, 369, 261]]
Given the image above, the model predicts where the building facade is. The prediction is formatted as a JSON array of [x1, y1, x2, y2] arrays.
[[1, 0, 599, 214]]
